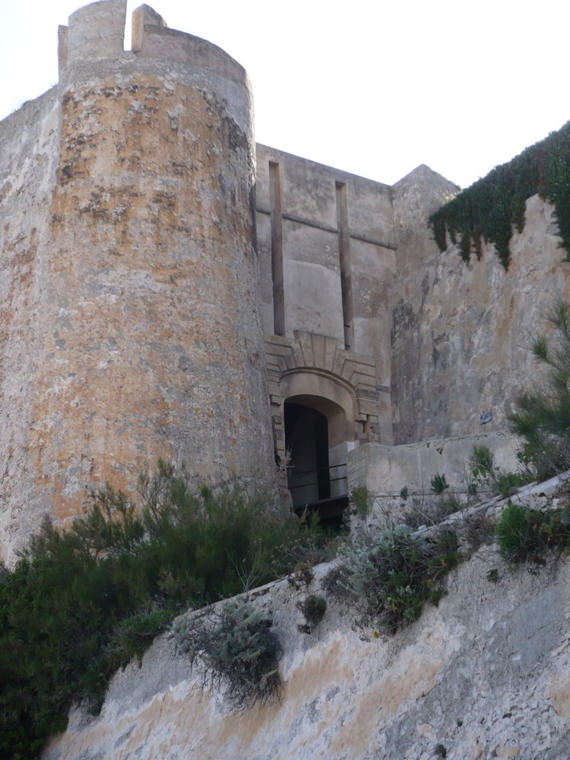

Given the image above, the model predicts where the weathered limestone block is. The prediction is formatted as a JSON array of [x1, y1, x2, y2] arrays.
[[349, 431, 520, 527]]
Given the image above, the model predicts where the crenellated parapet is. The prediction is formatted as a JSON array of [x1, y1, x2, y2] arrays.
[[58, 0, 127, 74], [58, 1, 248, 90], [131, 4, 247, 85], [56, 1, 253, 148]]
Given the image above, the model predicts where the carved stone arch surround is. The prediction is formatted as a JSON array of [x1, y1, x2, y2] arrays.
[[265, 330, 380, 467]]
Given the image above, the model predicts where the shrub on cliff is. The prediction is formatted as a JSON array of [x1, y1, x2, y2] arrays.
[[329, 524, 460, 634], [470, 445, 533, 498], [173, 600, 282, 709], [0, 463, 334, 760], [497, 502, 570, 563], [510, 303, 570, 480]]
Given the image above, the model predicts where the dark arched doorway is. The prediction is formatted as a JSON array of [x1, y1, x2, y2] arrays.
[[284, 395, 349, 525], [284, 401, 330, 507]]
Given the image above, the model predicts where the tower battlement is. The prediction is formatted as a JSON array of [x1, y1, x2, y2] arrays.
[[58, 0, 126, 72], [58, 1, 247, 88]]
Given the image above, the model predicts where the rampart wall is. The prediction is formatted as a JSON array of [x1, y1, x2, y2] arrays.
[[43, 478, 570, 760]]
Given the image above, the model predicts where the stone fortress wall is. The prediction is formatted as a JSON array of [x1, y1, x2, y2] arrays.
[[44, 477, 570, 760], [0, 0, 276, 564], [2, 0, 570, 557], [254, 151, 570, 505], [255, 146, 402, 498], [356, 190, 570, 503], [2, 2, 570, 758]]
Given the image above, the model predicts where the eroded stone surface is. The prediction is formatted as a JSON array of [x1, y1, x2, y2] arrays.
[[0, 3, 274, 564], [391, 193, 569, 444]]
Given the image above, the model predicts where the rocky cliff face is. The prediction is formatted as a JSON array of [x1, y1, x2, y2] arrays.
[[44, 477, 570, 760], [391, 194, 570, 444]]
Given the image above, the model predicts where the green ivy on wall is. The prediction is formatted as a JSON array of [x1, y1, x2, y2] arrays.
[[429, 120, 570, 269]]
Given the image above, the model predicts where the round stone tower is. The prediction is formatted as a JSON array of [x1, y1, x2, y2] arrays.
[[0, 0, 275, 561]]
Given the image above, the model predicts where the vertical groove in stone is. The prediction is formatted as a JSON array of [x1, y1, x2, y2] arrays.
[[269, 161, 285, 336], [336, 181, 353, 350]]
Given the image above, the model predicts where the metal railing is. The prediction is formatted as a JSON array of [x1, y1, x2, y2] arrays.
[[288, 462, 347, 500]]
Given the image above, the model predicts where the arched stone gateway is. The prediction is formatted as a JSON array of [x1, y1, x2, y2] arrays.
[[265, 331, 381, 504]]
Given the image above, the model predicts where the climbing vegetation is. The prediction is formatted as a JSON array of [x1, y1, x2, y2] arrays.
[[429, 119, 570, 268]]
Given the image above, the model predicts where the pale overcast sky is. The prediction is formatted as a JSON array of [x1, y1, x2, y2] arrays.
[[1, 0, 569, 188]]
